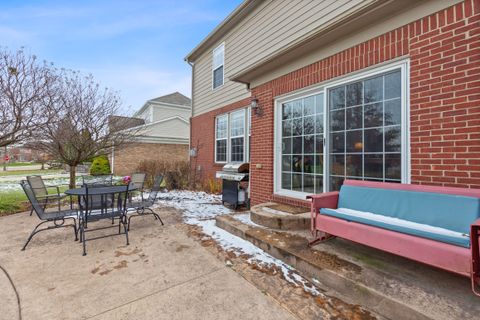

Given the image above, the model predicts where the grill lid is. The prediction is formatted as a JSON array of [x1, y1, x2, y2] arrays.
[[215, 171, 248, 181], [222, 162, 249, 173]]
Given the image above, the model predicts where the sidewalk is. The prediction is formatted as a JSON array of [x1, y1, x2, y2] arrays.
[[0, 209, 295, 320]]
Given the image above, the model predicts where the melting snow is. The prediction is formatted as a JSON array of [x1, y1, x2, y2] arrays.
[[154, 190, 321, 296]]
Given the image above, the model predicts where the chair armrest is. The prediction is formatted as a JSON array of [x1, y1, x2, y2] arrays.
[[306, 192, 339, 233], [472, 218, 480, 227], [306, 191, 339, 211], [471, 218, 480, 295]]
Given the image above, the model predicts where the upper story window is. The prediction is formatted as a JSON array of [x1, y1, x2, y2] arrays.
[[212, 44, 224, 89]]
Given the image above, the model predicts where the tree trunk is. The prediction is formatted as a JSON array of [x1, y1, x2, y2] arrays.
[[41, 162, 45, 170], [69, 165, 76, 189]]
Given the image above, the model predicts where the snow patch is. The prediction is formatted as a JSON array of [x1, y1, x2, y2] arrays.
[[154, 189, 321, 296]]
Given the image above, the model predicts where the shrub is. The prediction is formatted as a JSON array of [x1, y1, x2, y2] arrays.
[[89, 155, 111, 176], [202, 178, 222, 194], [136, 160, 190, 190]]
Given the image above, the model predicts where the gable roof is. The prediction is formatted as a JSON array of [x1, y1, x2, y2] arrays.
[[149, 92, 191, 107], [133, 92, 191, 117]]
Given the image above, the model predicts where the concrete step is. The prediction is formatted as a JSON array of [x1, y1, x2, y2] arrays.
[[250, 202, 310, 230], [216, 214, 480, 320]]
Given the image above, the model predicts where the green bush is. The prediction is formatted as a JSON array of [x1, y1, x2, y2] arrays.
[[89, 155, 111, 176]]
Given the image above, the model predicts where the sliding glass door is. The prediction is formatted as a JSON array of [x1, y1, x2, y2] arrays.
[[276, 62, 407, 197], [328, 70, 402, 191]]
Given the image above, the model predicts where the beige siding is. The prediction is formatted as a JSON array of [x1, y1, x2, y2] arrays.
[[151, 106, 191, 123], [192, 0, 369, 116], [143, 118, 190, 139], [192, 0, 460, 117]]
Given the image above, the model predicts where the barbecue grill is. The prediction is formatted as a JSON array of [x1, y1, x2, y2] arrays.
[[216, 162, 249, 209]]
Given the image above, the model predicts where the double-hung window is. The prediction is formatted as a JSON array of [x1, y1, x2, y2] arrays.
[[230, 109, 245, 162], [276, 60, 408, 197], [215, 115, 228, 163], [212, 44, 224, 89], [215, 108, 250, 163]]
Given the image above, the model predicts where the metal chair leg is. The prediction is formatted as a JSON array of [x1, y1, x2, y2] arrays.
[[127, 207, 164, 230], [81, 222, 86, 256], [122, 216, 129, 245], [71, 218, 78, 241], [21, 220, 49, 250]]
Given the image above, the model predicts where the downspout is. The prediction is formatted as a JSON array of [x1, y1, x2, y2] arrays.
[[186, 58, 195, 183], [186, 59, 194, 146]]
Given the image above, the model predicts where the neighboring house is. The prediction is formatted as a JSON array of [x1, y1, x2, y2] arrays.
[[185, 0, 480, 207], [111, 92, 191, 175]]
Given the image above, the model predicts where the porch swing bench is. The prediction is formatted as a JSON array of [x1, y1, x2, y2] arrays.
[[307, 179, 480, 296]]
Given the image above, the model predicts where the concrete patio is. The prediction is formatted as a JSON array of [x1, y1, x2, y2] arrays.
[[0, 209, 296, 320]]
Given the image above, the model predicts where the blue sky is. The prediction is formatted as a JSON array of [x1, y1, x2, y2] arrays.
[[0, 0, 242, 114]]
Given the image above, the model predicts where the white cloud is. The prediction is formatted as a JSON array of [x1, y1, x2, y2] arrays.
[[86, 65, 191, 114]]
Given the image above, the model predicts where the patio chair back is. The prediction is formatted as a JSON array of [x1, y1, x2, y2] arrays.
[[21, 181, 47, 220], [131, 173, 146, 190], [26, 175, 48, 198], [147, 175, 164, 205], [82, 183, 130, 219], [82, 174, 113, 187]]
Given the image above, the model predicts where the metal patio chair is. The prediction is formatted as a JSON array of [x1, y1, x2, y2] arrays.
[[81, 175, 115, 225], [79, 184, 130, 256], [20, 181, 78, 251], [26, 175, 67, 216], [126, 175, 164, 230], [130, 173, 146, 201]]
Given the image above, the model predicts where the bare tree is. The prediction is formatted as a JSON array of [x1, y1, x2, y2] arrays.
[[36, 70, 137, 188], [0, 48, 57, 147]]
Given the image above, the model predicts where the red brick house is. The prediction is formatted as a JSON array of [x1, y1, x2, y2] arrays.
[[185, 0, 480, 207]]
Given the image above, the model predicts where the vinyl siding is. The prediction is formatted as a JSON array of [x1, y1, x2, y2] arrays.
[[151, 106, 191, 123], [143, 118, 189, 139], [192, 0, 370, 117]]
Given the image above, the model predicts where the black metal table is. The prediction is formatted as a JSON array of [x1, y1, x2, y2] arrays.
[[65, 185, 138, 196], [65, 185, 138, 216], [65, 184, 137, 255]]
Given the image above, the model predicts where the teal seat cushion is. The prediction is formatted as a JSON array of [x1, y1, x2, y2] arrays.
[[337, 185, 480, 235], [320, 207, 471, 248]]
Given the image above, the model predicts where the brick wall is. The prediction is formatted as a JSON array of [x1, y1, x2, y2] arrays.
[[113, 142, 189, 176], [190, 0, 480, 207], [190, 97, 251, 181]]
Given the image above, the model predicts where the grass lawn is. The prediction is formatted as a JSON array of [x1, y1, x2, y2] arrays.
[[0, 190, 29, 215], [4, 162, 40, 167], [0, 185, 69, 216], [0, 169, 63, 177]]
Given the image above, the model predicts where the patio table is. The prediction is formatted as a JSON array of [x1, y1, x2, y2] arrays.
[[65, 184, 138, 215], [65, 184, 137, 255]]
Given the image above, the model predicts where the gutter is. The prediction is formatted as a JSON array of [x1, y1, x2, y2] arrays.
[[184, 0, 261, 63]]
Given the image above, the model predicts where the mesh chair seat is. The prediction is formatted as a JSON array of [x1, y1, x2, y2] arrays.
[[126, 175, 164, 230], [127, 200, 153, 210], [82, 209, 124, 222], [42, 209, 78, 220]]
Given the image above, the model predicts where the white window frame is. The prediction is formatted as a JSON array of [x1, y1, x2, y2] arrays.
[[273, 59, 410, 199], [212, 43, 225, 90], [214, 107, 250, 164], [215, 114, 228, 164], [229, 109, 246, 162]]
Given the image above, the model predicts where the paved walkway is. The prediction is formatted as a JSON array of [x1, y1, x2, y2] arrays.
[[0, 209, 295, 320]]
